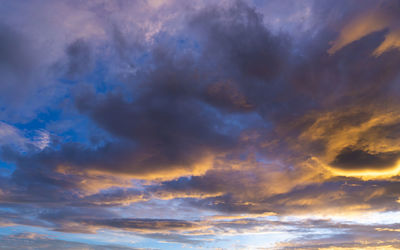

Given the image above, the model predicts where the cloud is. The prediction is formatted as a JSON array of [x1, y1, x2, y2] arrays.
[[83, 218, 202, 233], [0, 23, 32, 80], [26, 0, 287, 180], [276, 220, 400, 249], [2, 0, 400, 248], [0, 233, 137, 250], [2, 0, 400, 217], [331, 148, 400, 171], [0, 122, 28, 150], [64, 39, 93, 78], [328, 1, 400, 56], [0, 0, 397, 203], [0, 122, 50, 152]]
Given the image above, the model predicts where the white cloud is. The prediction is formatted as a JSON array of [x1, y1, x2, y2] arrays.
[[0, 121, 50, 151]]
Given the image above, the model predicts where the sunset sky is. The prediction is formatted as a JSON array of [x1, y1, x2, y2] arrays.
[[1, 0, 400, 249]]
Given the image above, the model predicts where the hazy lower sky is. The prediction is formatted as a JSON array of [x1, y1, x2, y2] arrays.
[[1, 0, 400, 249]]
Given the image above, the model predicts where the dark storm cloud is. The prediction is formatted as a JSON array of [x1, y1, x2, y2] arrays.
[[69, 1, 290, 176], [331, 147, 400, 170], [189, 1, 301, 122], [64, 39, 93, 78], [76, 90, 233, 175], [190, 1, 289, 81]]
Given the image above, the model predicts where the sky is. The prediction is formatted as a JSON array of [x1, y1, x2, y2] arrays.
[[1, 0, 400, 249]]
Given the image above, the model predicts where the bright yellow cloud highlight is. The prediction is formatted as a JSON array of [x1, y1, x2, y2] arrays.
[[376, 227, 400, 232], [301, 111, 400, 161], [329, 163, 400, 179], [312, 157, 400, 180], [298, 109, 400, 180]]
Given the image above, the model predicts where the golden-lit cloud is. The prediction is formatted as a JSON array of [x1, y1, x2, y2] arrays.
[[57, 152, 216, 182], [298, 109, 400, 179], [56, 164, 134, 195], [329, 2, 400, 56], [376, 227, 400, 232]]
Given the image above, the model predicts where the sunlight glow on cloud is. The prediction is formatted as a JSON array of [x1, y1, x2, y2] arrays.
[[328, 1, 400, 56]]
